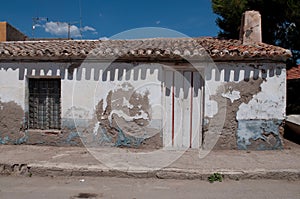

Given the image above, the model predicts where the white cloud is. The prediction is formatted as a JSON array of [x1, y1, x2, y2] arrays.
[[44, 21, 97, 38], [82, 26, 96, 32], [45, 21, 80, 37], [99, 37, 109, 40], [156, 20, 161, 25]]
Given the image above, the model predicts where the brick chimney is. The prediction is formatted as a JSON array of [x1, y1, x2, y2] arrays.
[[240, 11, 262, 44]]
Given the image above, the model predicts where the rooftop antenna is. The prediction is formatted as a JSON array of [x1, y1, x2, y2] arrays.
[[67, 21, 80, 40], [79, 0, 83, 39], [32, 17, 48, 38]]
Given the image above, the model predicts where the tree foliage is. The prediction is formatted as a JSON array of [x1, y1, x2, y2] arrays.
[[212, 0, 300, 67]]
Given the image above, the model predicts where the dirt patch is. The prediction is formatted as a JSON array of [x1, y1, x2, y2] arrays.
[[0, 101, 25, 144], [139, 130, 162, 150], [24, 130, 84, 147], [208, 78, 263, 150]]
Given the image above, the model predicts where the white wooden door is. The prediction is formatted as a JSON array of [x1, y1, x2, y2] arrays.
[[163, 70, 204, 149]]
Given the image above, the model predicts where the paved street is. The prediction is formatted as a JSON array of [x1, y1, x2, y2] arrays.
[[0, 176, 299, 199], [1, 143, 300, 180], [0, 141, 299, 198]]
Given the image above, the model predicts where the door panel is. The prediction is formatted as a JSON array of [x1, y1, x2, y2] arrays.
[[163, 70, 203, 149]]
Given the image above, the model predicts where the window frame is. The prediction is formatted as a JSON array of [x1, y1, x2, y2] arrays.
[[26, 76, 62, 130]]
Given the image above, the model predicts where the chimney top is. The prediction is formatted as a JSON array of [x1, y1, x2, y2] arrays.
[[240, 10, 262, 45]]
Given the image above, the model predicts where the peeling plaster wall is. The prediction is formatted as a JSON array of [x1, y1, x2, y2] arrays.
[[0, 62, 83, 145], [0, 67, 25, 109], [0, 61, 286, 150], [237, 71, 286, 120], [237, 120, 283, 150], [66, 62, 164, 148], [204, 63, 286, 150], [0, 62, 164, 147], [0, 64, 26, 145]]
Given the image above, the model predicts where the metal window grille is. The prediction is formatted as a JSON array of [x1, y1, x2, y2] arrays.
[[28, 78, 61, 130]]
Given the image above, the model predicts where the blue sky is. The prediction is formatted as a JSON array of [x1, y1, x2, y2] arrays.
[[0, 0, 219, 39]]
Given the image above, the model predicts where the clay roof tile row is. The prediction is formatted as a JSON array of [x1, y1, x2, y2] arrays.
[[0, 37, 291, 61], [287, 65, 300, 80]]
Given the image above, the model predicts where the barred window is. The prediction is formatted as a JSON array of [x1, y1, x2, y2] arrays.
[[28, 78, 61, 130]]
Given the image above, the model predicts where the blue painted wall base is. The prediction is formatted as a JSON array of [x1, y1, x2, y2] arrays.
[[237, 120, 283, 150]]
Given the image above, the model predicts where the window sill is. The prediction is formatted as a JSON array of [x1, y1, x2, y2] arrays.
[[27, 129, 62, 135]]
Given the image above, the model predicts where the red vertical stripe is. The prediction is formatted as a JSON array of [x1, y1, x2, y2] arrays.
[[171, 72, 175, 146], [189, 72, 193, 148]]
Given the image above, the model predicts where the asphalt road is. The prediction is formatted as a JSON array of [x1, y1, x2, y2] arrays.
[[0, 176, 299, 199]]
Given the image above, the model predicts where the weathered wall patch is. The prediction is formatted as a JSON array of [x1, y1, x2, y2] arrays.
[[237, 120, 283, 150]]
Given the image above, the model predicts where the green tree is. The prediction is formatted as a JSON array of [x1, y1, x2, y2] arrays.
[[212, 0, 300, 67]]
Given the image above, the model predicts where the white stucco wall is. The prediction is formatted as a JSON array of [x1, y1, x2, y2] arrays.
[[0, 62, 164, 129], [1, 62, 285, 123], [204, 63, 286, 120], [0, 66, 25, 109], [66, 62, 163, 120], [237, 69, 286, 120], [0, 61, 286, 149]]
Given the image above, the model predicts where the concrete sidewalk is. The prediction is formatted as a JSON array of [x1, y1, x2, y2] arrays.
[[0, 144, 299, 180]]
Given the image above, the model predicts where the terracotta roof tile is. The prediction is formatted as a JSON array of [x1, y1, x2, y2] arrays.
[[0, 37, 291, 61], [287, 65, 300, 80]]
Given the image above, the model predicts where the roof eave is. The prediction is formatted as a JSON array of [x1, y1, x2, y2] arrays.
[[0, 54, 291, 63]]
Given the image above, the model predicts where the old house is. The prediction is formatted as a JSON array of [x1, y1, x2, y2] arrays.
[[0, 12, 291, 150], [285, 65, 300, 143], [286, 64, 300, 115]]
